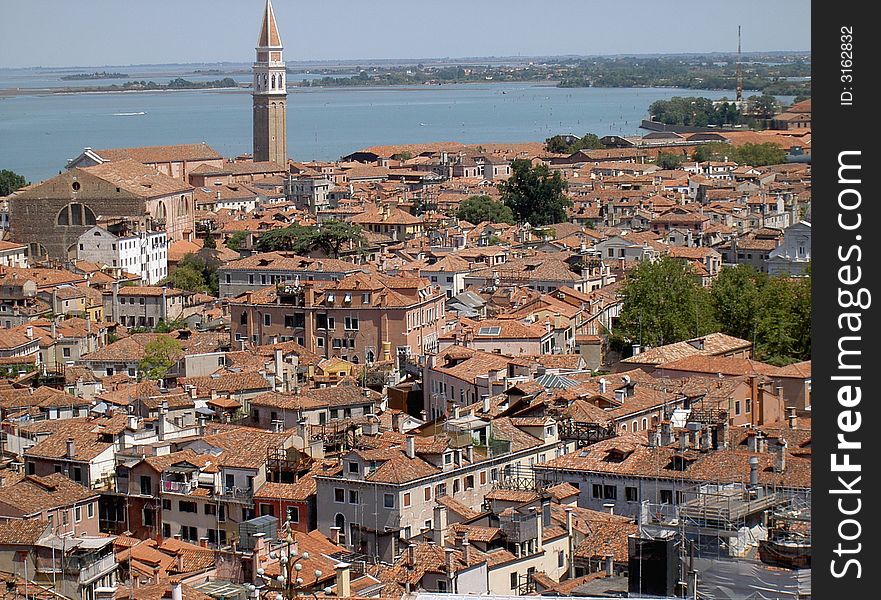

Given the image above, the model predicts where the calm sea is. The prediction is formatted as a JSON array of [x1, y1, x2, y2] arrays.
[[0, 68, 782, 183]]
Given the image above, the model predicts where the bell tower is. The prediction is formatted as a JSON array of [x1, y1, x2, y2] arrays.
[[252, 0, 287, 165]]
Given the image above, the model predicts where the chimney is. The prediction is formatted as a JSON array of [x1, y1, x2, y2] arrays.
[[407, 544, 416, 569], [405, 435, 415, 459], [786, 406, 797, 430], [170, 580, 183, 600], [391, 411, 401, 432], [482, 394, 490, 414], [127, 414, 138, 431], [465, 445, 473, 463], [660, 421, 673, 446], [65, 438, 76, 458], [329, 527, 341, 546], [462, 536, 471, 564], [199, 538, 209, 548], [647, 426, 659, 448], [746, 431, 758, 453], [26, 326, 33, 339], [335, 562, 352, 597], [678, 431, 688, 451], [720, 416, 730, 449], [444, 547, 456, 573], [700, 427, 712, 452], [603, 503, 615, 515], [598, 378, 607, 394], [749, 456, 759, 487], [604, 555, 614, 576], [774, 439, 788, 473], [274, 348, 284, 391], [775, 386, 784, 405], [434, 504, 448, 546]]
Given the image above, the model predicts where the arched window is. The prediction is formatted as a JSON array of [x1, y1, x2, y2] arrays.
[[179, 195, 188, 216], [366, 349, 375, 363], [335, 513, 346, 545], [641, 417, 648, 431], [156, 201, 167, 221], [56, 203, 96, 227]]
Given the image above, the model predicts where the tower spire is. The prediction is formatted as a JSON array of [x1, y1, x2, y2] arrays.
[[258, 0, 283, 48], [252, 0, 287, 164]]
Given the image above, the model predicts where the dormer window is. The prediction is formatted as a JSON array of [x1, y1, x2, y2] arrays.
[[344, 293, 352, 303], [347, 461, 359, 475], [327, 293, 335, 304]]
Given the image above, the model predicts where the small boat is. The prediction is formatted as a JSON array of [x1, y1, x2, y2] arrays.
[[112, 111, 146, 116]]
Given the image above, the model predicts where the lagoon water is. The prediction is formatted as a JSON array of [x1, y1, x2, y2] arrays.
[[0, 76, 755, 183]]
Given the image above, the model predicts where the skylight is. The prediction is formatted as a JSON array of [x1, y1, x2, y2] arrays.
[[478, 326, 502, 336]]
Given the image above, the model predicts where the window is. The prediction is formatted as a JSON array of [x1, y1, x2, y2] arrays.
[[384, 493, 395, 509], [490, 468, 499, 482], [424, 519, 432, 531], [63, 347, 71, 358], [734, 400, 741, 415], [348, 461, 360, 474], [205, 504, 217, 516], [660, 489, 674, 504], [334, 488, 344, 504], [558, 550, 565, 568], [437, 580, 447, 593], [480, 471, 487, 485], [75, 506, 82, 522], [87, 502, 94, 518], [179, 501, 197, 513], [348, 490, 359, 504], [453, 479, 460, 494], [56, 202, 97, 227], [592, 484, 603, 499], [746, 398, 752, 413], [344, 316, 359, 330], [435, 483, 446, 497], [72, 466, 82, 483], [626, 486, 639, 502], [264, 313, 271, 327], [140, 475, 153, 496], [403, 492, 411, 507], [424, 486, 431, 501], [511, 572, 518, 590], [162, 499, 171, 510], [464, 475, 474, 490], [163, 524, 171, 538], [260, 504, 275, 517], [603, 485, 617, 500], [287, 506, 300, 523]]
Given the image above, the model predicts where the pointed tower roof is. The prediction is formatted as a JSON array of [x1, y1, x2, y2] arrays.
[[257, 0, 282, 48]]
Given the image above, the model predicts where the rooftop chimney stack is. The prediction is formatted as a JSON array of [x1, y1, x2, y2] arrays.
[[749, 456, 759, 487], [605, 555, 614, 576], [407, 544, 417, 569], [66, 438, 75, 458], [171, 580, 183, 600], [405, 435, 415, 459], [774, 439, 787, 473], [599, 378, 607, 394], [482, 394, 490, 414], [786, 406, 797, 430], [434, 504, 448, 546], [679, 431, 688, 451], [335, 562, 352, 597]]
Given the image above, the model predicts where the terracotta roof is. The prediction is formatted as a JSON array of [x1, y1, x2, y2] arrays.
[[81, 159, 193, 198], [92, 142, 222, 164], [0, 473, 97, 517], [0, 519, 48, 545]]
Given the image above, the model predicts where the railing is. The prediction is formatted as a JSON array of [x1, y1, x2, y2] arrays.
[[218, 486, 253, 502], [162, 480, 193, 494], [78, 553, 117, 583]]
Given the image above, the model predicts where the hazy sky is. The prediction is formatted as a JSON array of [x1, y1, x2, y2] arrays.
[[0, 1, 810, 68]]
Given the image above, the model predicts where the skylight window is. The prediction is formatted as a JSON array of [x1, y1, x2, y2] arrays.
[[478, 326, 502, 336]]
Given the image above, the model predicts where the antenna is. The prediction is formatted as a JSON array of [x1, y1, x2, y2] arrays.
[[736, 25, 743, 104]]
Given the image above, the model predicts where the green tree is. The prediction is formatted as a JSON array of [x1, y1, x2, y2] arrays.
[[0, 169, 28, 196], [747, 93, 780, 119], [138, 337, 183, 380], [732, 143, 787, 167], [545, 133, 603, 154], [311, 221, 366, 258], [692, 142, 733, 163], [456, 195, 515, 225], [226, 231, 248, 252], [655, 152, 684, 170], [254, 224, 314, 253], [710, 265, 767, 341], [498, 159, 571, 226], [163, 257, 206, 292], [202, 233, 216, 249], [617, 257, 717, 348]]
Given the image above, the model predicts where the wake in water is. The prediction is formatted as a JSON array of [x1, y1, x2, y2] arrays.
[[112, 111, 146, 116]]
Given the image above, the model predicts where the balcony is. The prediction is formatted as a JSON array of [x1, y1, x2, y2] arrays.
[[78, 553, 117, 583], [217, 486, 253, 503], [162, 480, 195, 494]]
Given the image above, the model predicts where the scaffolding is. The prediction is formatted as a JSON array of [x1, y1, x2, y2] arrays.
[[639, 482, 810, 562]]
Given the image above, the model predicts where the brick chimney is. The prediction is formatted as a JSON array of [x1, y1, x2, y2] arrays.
[[407, 544, 416, 569], [66, 438, 76, 459], [335, 562, 351, 597]]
